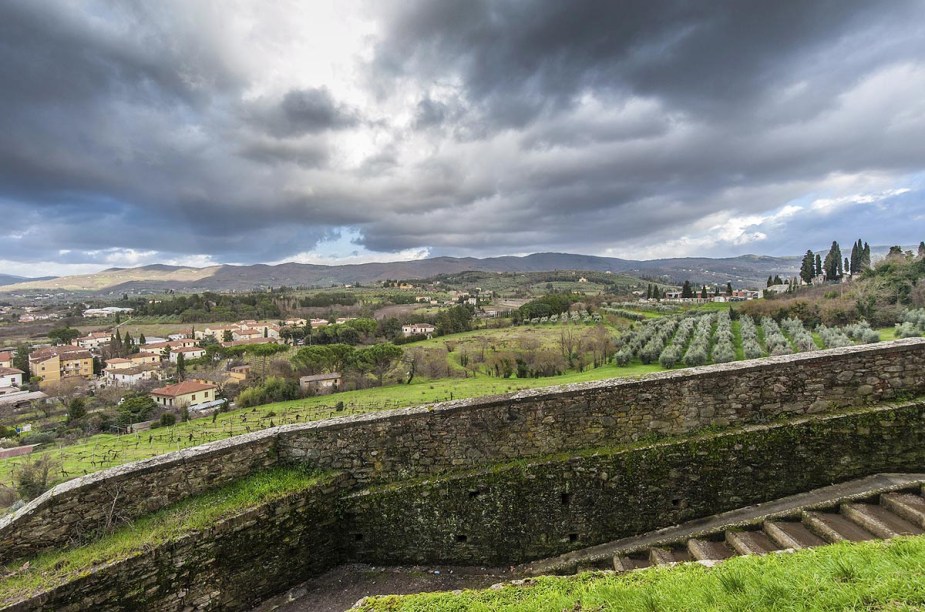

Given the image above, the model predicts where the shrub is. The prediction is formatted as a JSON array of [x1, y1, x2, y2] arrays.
[[614, 348, 632, 367], [15, 455, 60, 501], [159, 412, 177, 427]]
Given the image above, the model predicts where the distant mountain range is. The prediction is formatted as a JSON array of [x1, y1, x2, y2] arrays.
[[0, 274, 55, 286], [0, 252, 802, 294]]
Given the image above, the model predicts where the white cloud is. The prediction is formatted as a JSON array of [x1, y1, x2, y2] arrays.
[[810, 188, 912, 214]]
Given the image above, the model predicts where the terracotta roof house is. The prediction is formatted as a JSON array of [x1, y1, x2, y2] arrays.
[[150, 380, 218, 409]]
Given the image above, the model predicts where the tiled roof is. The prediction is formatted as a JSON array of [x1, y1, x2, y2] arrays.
[[151, 380, 217, 397], [30, 346, 92, 362]]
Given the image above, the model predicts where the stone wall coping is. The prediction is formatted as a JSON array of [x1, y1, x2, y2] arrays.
[[2, 337, 922, 537], [274, 337, 925, 434]]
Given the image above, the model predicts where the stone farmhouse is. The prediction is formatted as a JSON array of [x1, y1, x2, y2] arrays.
[[299, 372, 342, 394], [0, 351, 12, 369]]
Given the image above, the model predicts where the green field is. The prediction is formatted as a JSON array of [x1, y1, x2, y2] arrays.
[[0, 362, 659, 491], [358, 536, 925, 611]]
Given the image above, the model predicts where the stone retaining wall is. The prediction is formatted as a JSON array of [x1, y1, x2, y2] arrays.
[[5, 475, 349, 611], [278, 338, 925, 483], [0, 432, 279, 565], [3, 338, 924, 565], [346, 401, 925, 565]]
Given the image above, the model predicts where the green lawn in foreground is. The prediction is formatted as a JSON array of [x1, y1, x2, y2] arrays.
[[357, 536, 925, 611], [0, 466, 329, 606], [0, 362, 661, 490]]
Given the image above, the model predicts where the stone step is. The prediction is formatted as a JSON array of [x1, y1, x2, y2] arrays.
[[841, 503, 924, 538], [687, 538, 736, 561], [648, 547, 676, 565], [726, 530, 781, 556], [881, 492, 925, 529], [763, 520, 826, 549], [803, 511, 876, 543], [613, 553, 651, 572]]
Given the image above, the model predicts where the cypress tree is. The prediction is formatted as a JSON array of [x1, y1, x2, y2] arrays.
[[800, 250, 815, 284], [918, 241, 925, 259], [823, 241, 842, 280], [816, 254, 823, 277], [700, 285, 708, 299], [681, 281, 694, 299], [726, 282, 733, 296], [862, 243, 871, 270]]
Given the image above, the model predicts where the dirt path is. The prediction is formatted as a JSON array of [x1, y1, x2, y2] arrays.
[[254, 563, 512, 612]]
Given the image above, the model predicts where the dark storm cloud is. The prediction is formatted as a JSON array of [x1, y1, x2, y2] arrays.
[[0, 0, 924, 275], [373, 0, 925, 127], [355, 0, 925, 255], [257, 87, 360, 137]]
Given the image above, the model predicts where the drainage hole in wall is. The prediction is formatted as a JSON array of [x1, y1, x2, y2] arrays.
[[469, 490, 481, 499], [569, 533, 579, 543], [561, 492, 572, 506], [456, 534, 468, 543], [353, 533, 364, 542]]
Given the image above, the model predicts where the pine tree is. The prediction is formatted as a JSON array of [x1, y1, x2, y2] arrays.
[[773, 274, 782, 285], [799, 250, 815, 284], [681, 281, 694, 299]]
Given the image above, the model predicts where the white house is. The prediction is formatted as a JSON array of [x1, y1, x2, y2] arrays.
[[170, 346, 206, 363], [0, 367, 24, 388], [401, 323, 436, 337], [103, 365, 160, 386]]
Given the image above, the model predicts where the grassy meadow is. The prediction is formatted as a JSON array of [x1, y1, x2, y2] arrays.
[[357, 536, 925, 611]]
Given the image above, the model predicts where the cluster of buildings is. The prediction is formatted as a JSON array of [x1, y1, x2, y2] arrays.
[[193, 321, 281, 343], [81, 307, 134, 318], [639, 289, 763, 304]]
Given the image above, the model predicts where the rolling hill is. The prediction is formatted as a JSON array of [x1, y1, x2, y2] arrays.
[[0, 253, 800, 294]]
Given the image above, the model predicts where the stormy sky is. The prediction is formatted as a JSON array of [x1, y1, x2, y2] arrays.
[[1, 0, 924, 276]]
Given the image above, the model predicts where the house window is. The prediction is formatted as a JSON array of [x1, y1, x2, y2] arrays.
[[192, 394, 196, 400]]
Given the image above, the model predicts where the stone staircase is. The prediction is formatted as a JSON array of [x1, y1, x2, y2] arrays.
[[521, 474, 925, 576]]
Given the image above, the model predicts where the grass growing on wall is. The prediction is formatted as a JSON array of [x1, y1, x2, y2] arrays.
[[0, 466, 331, 605], [356, 536, 925, 611]]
